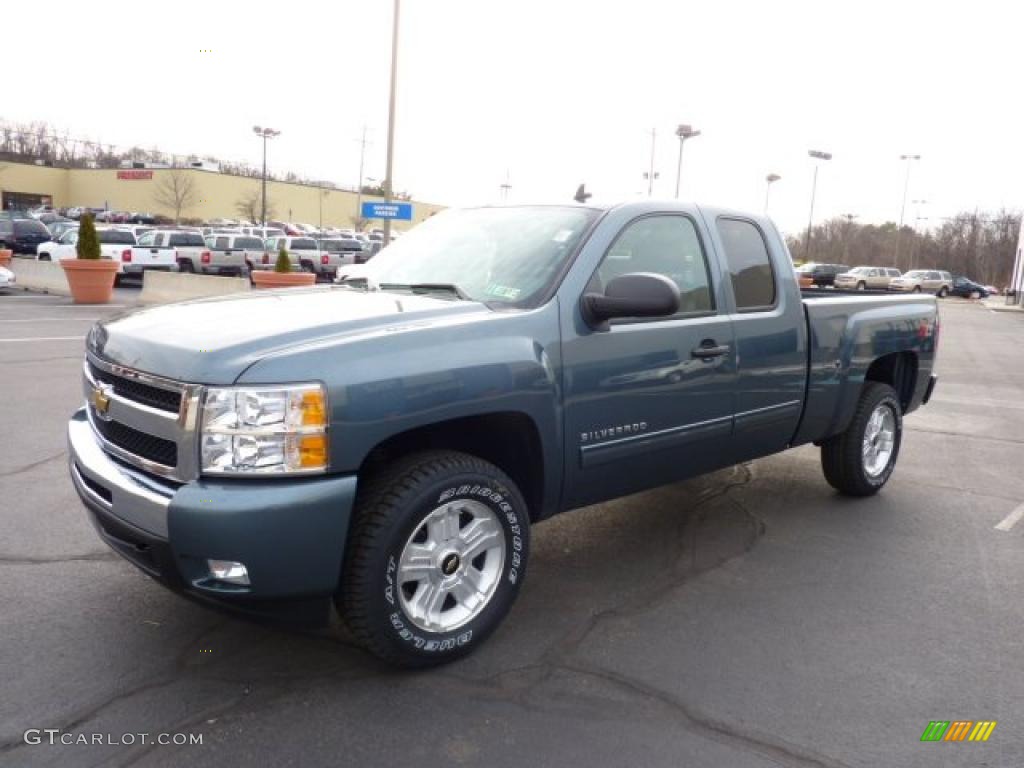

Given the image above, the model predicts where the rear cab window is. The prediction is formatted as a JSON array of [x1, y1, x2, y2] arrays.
[[716, 218, 777, 311]]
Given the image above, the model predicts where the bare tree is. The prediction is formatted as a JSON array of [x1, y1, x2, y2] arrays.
[[235, 189, 273, 225], [153, 169, 199, 224]]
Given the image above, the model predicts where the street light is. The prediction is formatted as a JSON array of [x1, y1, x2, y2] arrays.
[[804, 150, 832, 261], [382, 0, 401, 247], [644, 128, 658, 197], [252, 126, 280, 226], [895, 154, 921, 269], [764, 173, 781, 214], [674, 124, 701, 199]]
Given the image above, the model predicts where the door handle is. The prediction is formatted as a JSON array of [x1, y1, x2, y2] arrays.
[[691, 342, 730, 359]]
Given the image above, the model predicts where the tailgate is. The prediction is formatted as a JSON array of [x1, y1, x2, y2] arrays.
[[133, 246, 177, 266]]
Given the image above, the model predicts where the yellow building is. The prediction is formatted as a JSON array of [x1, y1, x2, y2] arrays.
[[0, 161, 444, 230]]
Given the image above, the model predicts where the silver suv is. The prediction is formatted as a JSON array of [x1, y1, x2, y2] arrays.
[[834, 266, 901, 291], [889, 269, 953, 296]]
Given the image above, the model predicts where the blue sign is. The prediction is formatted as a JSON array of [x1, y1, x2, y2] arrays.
[[361, 201, 413, 221]]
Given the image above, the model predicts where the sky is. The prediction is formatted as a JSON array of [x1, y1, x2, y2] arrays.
[[4, 0, 1023, 236]]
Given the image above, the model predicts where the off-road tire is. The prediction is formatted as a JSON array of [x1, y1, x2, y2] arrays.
[[339, 450, 530, 667], [821, 382, 902, 497]]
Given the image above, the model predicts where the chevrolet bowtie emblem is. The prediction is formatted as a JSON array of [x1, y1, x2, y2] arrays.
[[91, 383, 113, 416]]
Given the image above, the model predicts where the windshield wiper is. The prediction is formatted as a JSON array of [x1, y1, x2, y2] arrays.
[[379, 282, 472, 301]]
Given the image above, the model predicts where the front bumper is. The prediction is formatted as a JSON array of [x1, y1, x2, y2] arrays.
[[68, 407, 358, 625]]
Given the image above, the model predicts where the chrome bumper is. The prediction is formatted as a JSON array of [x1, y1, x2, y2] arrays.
[[68, 408, 174, 537]]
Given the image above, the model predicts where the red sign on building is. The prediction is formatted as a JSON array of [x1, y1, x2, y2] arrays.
[[116, 170, 153, 180]]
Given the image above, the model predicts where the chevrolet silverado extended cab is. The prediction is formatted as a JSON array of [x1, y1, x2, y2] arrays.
[[68, 202, 939, 667]]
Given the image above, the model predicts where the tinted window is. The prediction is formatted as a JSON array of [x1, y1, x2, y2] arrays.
[[214, 237, 230, 249], [717, 218, 776, 310], [168, 233, 205, 247], [290, 238, 317, 250], [234, 237, 263, 249], [595, 215, 712, 315], [13, 220, 50, 236], [98, 230, 135, 244]]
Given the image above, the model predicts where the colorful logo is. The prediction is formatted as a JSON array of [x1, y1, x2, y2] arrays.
[[920, 721, 997, 742]]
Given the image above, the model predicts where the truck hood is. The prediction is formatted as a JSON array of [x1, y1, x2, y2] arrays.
[[90, 286, 490, 384]]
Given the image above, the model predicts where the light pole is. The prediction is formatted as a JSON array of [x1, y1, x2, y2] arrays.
[[896, 154, 920, 269], [252, 126, 280, 226], [764, 173, 781, 214], [674, 124, 701, 199], [804, 150, 832, 261], [382, 0, 400, 247], [354, 125, 370, 232], [910, 199, 927, 270], [643, 128, 658, 197]]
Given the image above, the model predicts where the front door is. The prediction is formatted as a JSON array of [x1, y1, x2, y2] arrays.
[[561, 213, 737, 509]]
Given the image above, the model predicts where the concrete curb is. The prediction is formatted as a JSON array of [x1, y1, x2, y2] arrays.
[[8, 258, 71, 296], [139, 271, 251, 305]]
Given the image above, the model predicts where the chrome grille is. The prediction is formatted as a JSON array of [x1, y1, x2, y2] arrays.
[[87, 361, 182, 414], [83, 353, 202, 482]]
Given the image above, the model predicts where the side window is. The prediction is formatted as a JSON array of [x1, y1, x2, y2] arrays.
[[593, 215, 713, 317], [717, 218, 776, 311]]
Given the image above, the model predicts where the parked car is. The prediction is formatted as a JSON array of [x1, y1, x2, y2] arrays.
[[889, 269, 953, 296], [834, 266, 901, 291], [317, 237, 366, 273], [69, 201, 939, 667], [47, 220, 80, 240], [0, 218, 54, 255], [239, 226, 285, 239], [0, 264, 16, 290], [949, 276, 989, 299], [37, 227, 136, 266], [794, 262, 850, 287], [259, 236, 319, 272], [202, 234, 266, 276], [128, 212, 156, 224], [125, 230, 187, 276], [138, 230, 212, 273]]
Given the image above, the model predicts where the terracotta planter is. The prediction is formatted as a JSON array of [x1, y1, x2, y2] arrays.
[[60, 259, 120, 304], [252, 270, 317, 289], [0, 249, 11, 268]]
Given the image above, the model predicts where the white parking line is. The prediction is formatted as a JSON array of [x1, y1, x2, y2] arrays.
[[0, 336, 84, 343], [994, 503, 1024, 532], [1, 317, 99, 323]]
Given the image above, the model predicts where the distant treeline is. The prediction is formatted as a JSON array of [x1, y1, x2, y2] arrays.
[[0, 119, 413, 200], [786, 210, 1021, 287]]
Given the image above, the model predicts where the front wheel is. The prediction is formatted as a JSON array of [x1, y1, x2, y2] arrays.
[[913, 285, 922, 293], [856, 281, 866, 291], [340, 450, 530, 667], [821, 382, 902, 496]]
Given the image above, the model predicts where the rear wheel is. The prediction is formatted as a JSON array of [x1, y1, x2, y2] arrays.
[[340, 450, 530, 667], [969, 290, 981, 299], [913, 285, 922, 293], [937, 286, 948, 298], [821, 382, 902, 496], [178, 259, 194, 273], [38, 253, 51, 261]]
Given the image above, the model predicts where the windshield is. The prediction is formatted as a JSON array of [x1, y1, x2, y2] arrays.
[[360, 206, 598, 305]]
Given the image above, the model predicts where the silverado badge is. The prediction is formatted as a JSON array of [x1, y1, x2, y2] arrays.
[[91, 383, 113, 417]]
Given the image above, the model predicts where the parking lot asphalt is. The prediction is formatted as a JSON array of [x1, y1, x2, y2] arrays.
[[1, 288, 1022, 768]]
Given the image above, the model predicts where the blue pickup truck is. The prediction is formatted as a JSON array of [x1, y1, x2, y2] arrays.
[[68, 201, 939, 666]]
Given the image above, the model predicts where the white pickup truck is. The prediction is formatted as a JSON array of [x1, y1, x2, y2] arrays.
[[257, 236, 322, 274], [36, 227, 136, 264], [125, 230, 188, 277], [203, 234, 265, 277]]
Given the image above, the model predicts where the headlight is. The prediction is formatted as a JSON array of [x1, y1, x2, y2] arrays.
[[200, 383, 328, 475]]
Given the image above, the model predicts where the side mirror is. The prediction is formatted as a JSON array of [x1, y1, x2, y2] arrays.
[[581, 272, 680, 330]]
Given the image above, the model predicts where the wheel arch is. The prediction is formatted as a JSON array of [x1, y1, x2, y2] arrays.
[[357, 411, 547, 522], [865, 351, 918, 413]]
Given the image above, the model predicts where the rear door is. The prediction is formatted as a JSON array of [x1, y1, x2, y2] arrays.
[[707, 215, 807, 463], [561, 212, 737, 508]]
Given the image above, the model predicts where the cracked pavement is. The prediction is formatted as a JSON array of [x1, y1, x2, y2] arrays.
[[2, 289, 1022, 767]]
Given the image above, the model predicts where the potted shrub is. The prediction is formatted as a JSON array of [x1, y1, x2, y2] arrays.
[[252, 245, 316, 289], [0, 247, 11, 268], [59, 214, 119, 303]]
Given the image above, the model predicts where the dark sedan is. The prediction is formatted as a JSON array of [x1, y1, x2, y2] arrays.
[[0, 218, 54, 255], [950, 276, 989, 299]]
